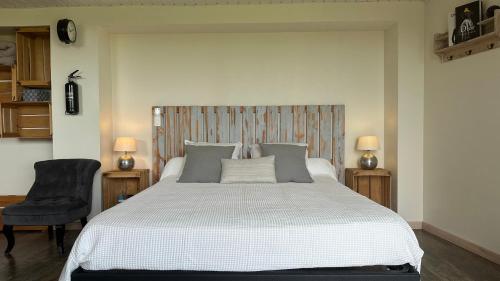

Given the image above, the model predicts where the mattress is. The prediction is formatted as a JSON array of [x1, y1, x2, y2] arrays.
[[59, 177, 423, 281]]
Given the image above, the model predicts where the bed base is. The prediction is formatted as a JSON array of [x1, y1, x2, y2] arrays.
[[72, 264, 420, 281]]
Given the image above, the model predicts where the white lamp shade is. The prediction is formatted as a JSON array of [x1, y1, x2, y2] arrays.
[[357, 136, 379, 151], [114, 137, 137, 152]]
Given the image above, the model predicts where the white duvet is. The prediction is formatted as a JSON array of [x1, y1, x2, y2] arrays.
[[59, 177, 423, 281]]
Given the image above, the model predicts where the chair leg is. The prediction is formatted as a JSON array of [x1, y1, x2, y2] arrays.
[[3, 225, 15, 255], [48, 225, 54, 240], [80, 217, 87, 228], [55, 225, 65, 256]]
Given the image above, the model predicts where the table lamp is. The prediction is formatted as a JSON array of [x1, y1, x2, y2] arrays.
[[357, 136, 379, 170], [114, 137, 137, 171]]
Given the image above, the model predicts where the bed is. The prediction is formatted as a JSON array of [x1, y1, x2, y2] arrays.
[[62, 105, 423, 281]]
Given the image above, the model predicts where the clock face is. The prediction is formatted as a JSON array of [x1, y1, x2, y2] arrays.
[[57, 19, 77, 44], [67, 20, 77, 43]]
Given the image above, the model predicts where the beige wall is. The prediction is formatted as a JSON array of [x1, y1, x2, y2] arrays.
[[111, 31, 385, 170], [0, 139, 52, 194], [0, 2, 424, 220], [424, 0, 500, 253]]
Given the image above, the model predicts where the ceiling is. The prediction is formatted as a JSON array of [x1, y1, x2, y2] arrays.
[[0, 0, 423, 8]]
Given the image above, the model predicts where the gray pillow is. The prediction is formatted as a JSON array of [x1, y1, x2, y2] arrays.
[[260, 144, 313, 183], [178, 145, 235, 183]]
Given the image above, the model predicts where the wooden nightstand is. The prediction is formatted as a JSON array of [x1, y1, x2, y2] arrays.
[[102, 169, 150, 210], [345, 168, 391, 209]]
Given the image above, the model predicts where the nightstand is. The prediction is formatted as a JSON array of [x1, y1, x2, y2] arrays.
[[102, 169, 150, 210], [345, 168, 391, 209]]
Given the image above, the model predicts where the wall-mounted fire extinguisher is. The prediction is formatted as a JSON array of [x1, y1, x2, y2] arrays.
[[65, 70, 81, 115]]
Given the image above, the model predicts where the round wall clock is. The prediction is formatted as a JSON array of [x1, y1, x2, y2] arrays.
[[57, 19, 77, 44]]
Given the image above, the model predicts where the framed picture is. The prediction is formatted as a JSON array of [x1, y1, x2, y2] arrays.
[[454, 1, 482, 44]]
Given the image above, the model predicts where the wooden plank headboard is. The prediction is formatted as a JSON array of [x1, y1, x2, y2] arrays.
[[152, 105, 345, 184]]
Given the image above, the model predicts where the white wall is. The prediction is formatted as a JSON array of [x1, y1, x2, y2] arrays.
[[0, 139, 52, 194], [424, 0, 500, 253], [0, 2, 424, 221], [111, 31, 385, 170]]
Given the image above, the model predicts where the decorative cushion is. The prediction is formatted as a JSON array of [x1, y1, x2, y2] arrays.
[[307, 158, 337, 181], [178, 145, 234, 183], [260, 144, 313, 183], [251, 143, 308, 158], [184, 140, 242, 159], [220, 156, 277, 184]]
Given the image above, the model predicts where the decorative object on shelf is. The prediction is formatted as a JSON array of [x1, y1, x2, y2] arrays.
[[22, 88, 51, 102], [114, 137, 137, 171], [65, 70, 81, 115], [357, 136, 379, 170], [57, 19, 77, 44], [448, 12, 456, 46], [486, 5, 500, 18], [455, 1, 482, 44]]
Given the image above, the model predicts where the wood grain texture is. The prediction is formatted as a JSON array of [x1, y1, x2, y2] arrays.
[[102, 169, 150, 210], [306, 105, 319, 158], [152, 105, 345, 184], [345, 168, 391, 209], [241, 106, 254, 159], [255, 106, 266, 144], [280, 106, 293, 143]]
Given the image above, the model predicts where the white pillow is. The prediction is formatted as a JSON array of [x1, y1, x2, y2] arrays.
[[307, 158, 337, 181], [159, 157, 185, 181], [220, 156, 277, 184], [250, 143, 308, 158], [185, 140, 242, 159]]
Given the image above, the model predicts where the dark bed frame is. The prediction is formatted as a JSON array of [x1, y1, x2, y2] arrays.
[[72, 264, 420, 281]]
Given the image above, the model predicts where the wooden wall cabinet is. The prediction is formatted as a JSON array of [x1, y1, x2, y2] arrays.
[[1, 102, 52, 139], [16, 26, 51, 87], [345, 168, 391, 209], [102, 169, 150, 210]]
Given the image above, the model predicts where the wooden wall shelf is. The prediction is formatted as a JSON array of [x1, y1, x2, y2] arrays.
[[0, 102, 52, 139], [16, 26, 51, 86], [434, 12, 500, 62]]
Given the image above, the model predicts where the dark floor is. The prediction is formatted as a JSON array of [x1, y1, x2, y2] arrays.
[[0, 230, 498, 281]]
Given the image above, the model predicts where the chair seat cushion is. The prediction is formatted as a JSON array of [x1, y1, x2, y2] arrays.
[[2, 197, 88, 226]]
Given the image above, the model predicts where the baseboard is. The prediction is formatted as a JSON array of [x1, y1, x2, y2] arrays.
[[422, 222, 500, 265], [407, 221, 422, 229]]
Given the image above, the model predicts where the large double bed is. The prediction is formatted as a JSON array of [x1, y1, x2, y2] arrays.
[[61, 105, 423, 281], [63, 176, 422, 281]]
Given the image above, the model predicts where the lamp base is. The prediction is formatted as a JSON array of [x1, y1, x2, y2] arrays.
[[118, 154, 135, 171], [359, 152, 378, 170]]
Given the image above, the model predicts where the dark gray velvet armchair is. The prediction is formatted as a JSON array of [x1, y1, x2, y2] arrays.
[[2, 159, 101, 255]]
